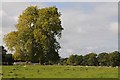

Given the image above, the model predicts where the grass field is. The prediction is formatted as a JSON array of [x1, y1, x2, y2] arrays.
[[2, 65, 118, 78]]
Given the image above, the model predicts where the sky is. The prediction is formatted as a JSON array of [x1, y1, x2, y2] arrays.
[[1, 2, 118, 58]]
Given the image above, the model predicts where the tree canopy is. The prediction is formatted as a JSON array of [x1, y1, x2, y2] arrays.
[[4, 6, 63, 64]]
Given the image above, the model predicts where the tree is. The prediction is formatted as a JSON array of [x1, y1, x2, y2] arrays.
[[13, 52, 23, 61], [74, 55, 83, 65], [82, 53, 98, 66], [109, 51, 120, 67], [67, 55, 76, 65], [4, 6, 63, 64], [5, 54, 13, 65], [76, 55, 83, 65], [67, 54, 83, 65], [59, 58, 68, 65], [0, 46, 7, 64], [97, 52, 109, 66], [0, 46, 13, 65]]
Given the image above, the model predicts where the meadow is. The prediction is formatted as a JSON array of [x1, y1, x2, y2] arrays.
[[2, 65, 118, 78]]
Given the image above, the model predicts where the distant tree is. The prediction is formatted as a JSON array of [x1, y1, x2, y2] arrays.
[[82, 53, 98, 66], [4, 6, 63, 64], [97, 52, 109, 66], [67, 55, 75, 65], [63, 58, 68, 65], [0, 46, 13, 65], [5, 54, 13, 65], [81, 55, 88, 66], [67, 54, 83, 66], [109, 51, 120, 67], [74, 55, 83, 65], [59, 58, 67, 65], [0, 46, 7, 64], [61, 51, 120, 67]]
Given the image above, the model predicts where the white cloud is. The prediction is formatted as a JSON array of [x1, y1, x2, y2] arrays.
[[66, 49, 73, 53], [109, 22, 118, 34], [86, 46, 98, 50], [13, 16, 19, 22], [0, 10, 6, 16], [0, 10, 2, 16]]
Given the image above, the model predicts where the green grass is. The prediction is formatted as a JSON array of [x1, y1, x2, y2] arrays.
[[2, 65, 118, 78]]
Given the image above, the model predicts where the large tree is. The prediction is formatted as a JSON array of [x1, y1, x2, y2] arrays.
[[4, 6, 63, 64]]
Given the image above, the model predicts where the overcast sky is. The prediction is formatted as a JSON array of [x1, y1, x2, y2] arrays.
[[1, 2, 118, 57]]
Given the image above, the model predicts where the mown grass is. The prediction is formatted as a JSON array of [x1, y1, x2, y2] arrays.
[[2, 65, 118, 78]]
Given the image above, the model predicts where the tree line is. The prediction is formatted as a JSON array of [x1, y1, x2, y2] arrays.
[[1, 45, 120, 67], [60, 51, 120, 67]]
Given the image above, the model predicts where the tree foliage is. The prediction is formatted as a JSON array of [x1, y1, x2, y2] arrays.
[[97, 52, 109, 66], [4, 6, 63, 64], [0, 46, 13, 65], [67, 54, 83, 65], [109, 51, 120, 67], [0, 46, 7, 63], [82, 53, 98, 66]]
